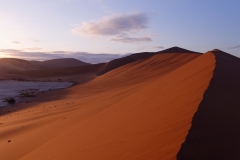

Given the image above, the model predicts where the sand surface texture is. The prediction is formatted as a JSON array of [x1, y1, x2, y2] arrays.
[[177, 50, 240, 159], [0, 51, 215, 159]]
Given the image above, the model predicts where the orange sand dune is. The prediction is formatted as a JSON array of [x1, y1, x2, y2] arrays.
[[0, 51, 215, 159], [97, 46, 202, 76], [177, 49, 240, 159], [91, 52, 201, 90]]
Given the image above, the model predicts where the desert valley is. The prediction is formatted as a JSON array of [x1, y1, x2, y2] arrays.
[[0, 47, 239, 159]]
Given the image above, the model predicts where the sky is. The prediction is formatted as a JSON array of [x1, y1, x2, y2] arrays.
[[0, 0, 240, 62]]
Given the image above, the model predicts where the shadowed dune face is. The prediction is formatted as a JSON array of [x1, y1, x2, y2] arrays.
[[0, 51, 215, 160], [177, 50, 240, 159]]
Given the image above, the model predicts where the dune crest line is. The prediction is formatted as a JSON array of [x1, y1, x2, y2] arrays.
[[178, 50, 240, 159], [0, 48, 217, 160], [16, 52, 214, 159]]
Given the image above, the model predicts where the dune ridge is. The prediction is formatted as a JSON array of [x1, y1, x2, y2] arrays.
[[0, 47, 224, 159], [177, 50, 240, 159], [97, 46, 202, 76], [0, 51, 215, 160], [20, 52, 214, 160], [91, 53, 201, 90]]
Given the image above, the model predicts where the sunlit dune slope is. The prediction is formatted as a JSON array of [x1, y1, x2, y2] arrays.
[[0, 51, 214, 160], [177, 49, 240, 159], [90, 52, 201, 90], [97, 46, 202, 76]]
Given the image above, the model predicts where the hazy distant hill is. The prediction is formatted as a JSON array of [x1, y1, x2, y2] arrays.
[[0, 47, 201, 76], [16, 63, 106, 78], [0, 58, 44, 73], [33, 58, 89, 69], [0, 58, 89, 73]]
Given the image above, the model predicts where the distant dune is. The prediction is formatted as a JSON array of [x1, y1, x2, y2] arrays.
[[12, 63, 106, 78], [1, 47, 239, 159], [0, 58, 44, 73], [0, 58, 89, 74], [37, 58, 89, 69]]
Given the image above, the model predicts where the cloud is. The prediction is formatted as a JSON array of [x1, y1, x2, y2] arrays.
[[136, 46, 148, 51], [73, 12, 148, 36], [111, 36, 152, 44], [24, 47, 42, 51], [11, 41, 20, 44], [72, 12, 152, 43], [0, 49, 22, 53], [153, 45, 164, 49], [227, 45, 240, 49], [136, 45, 164, 51], [0, 49, 125, 64]]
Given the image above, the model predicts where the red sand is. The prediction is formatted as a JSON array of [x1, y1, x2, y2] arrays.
[[0, 51, 215, 159], [98, 46, 201, 76], [177, 50, 240, 159]]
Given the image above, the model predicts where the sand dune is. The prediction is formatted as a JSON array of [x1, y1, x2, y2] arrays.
[[97, 46, 202, 76], [20, 52, 214, 160], [0, 58, 41, 73], [177, 49, 240, 159], [12, 63, 106, 80], [0, 58, 89, 74], [38, 58, 89, 69], [92, 52, 201, 90], [0, 49, 216, 159], [1, 59, 102, 82]]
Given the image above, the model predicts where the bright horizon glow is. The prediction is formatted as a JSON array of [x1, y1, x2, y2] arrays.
[[0, 0, 240, 60]]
